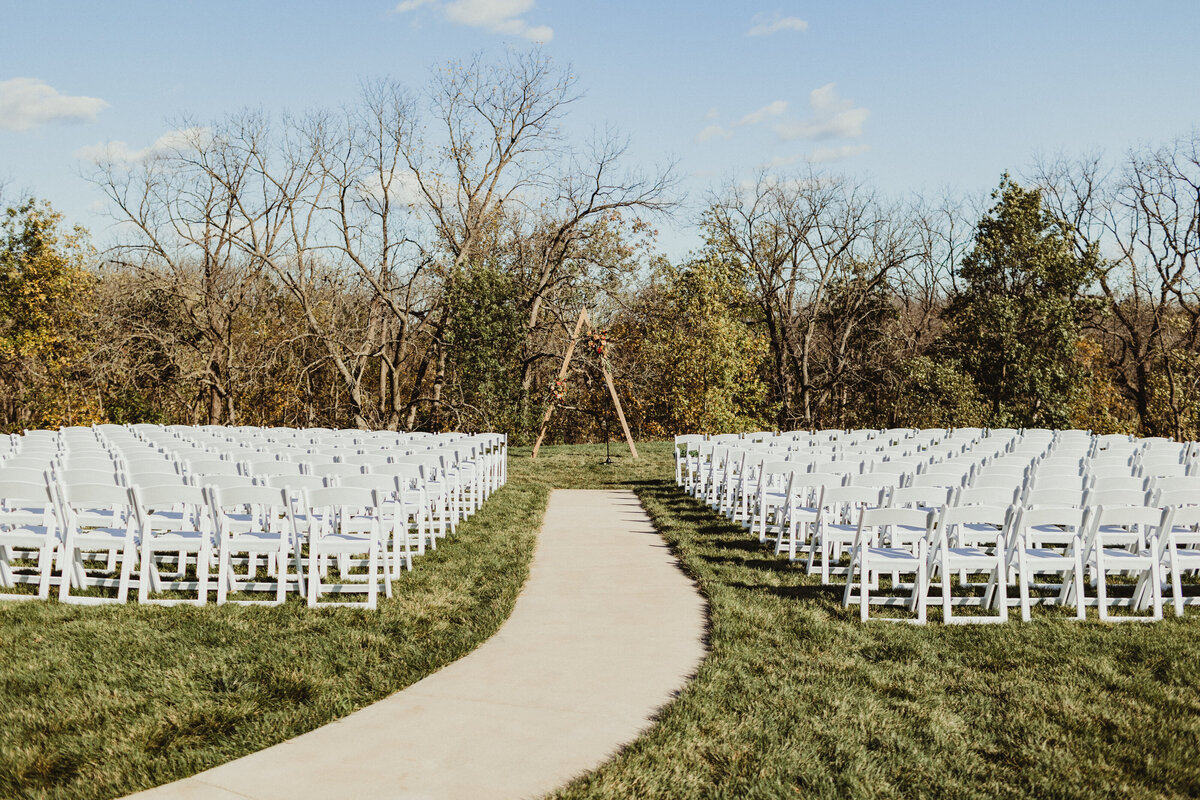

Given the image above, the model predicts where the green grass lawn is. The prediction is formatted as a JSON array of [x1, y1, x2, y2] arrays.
[[0, 479, 547, 800], [527, 444, 1200, 800], [6, 442, 1200, 799]]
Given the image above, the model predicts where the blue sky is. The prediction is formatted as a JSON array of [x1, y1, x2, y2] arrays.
[[2, 1, 1198, 258]]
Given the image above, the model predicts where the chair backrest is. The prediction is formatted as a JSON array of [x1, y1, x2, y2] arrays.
[[56, 467, 123, 487], [887, 485, 951, 510], [953, 484, 1020, 507], [1026, 472, 1087, 492], [1023, 486, 1086, 509], [1083, 487, 1149, 509], [1154, 487, 1200, 508], [846, 472, 903, 489], [262, 473, 328, 492], [127, 472, 193, 491], [191, 473, 260, 493], [1084, 504, 1162, 549], [305, 485, 377, 511], [937, 502, 1010, 530], [59, 482, 137, 526], [0, 476, 56, 521], [336, 473, 399, 495], [907, 472, 965, 489], [133, 484, 211, 533], [207, 484, 289, 511], [1011, 505, 1085, 538], [1147, 475, 1200, 496], [1141, 461, 1189, 479], [800, 472, 849, 489], [1087, 475, 1147, 494], [185, 459, 242, 478], [0, 467, 51, 487], [60, 456, 119, 473], [933, 503, 1011, 548], [857, 507, 934, 543], [311, 462, 366, 478]]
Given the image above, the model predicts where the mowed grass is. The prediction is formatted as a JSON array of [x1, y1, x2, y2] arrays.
[[0, 480, 547, 800], [7, 442, 1200, 799], [525, 443, 1200, 800]]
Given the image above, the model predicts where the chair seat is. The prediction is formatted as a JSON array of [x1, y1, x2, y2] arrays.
[[1023, 547, 1074, 562], [144, 530, 209, 546], [1, 506, 53, 524], [72, 528, 133, 547], [866, 547, 921, 563], [229, 531, 289, 548], [958, 523, 1001, 536], [942, 547, 996, 568], [313, 533, 378, 552], [0, 525, 57, 547], [1096, 547, 1150, 562]]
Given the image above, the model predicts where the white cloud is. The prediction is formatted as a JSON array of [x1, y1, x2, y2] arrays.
[[774, 83, 868, 140], [808, 143, 870, 163], [747, 13, 808, 36], [394, 0, 552, 41], [0, 77, 108, 132], [698, 99, 788, 143], [736, 100, 788, 127], [355, 168, 430, 208], [696, 124, 732, 143], [704, 107, 720, 121], [75, 127, 211, 166]]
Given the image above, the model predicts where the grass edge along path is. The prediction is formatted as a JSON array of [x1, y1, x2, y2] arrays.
[[0, 481, 547, 800], [524, 444, 1200, 800]]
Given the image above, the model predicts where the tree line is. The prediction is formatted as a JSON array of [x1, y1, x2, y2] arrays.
[[2, 53, 1198, 442]]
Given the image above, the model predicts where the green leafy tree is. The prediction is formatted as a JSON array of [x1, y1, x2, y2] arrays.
[[0, 199, 96, 429], [621, 254, 772, 436], [443, 264, 526, 433], [943, 175, 1098, 428]]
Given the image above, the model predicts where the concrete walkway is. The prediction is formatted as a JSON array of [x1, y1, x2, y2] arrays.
[[127, 489, 708, 800]]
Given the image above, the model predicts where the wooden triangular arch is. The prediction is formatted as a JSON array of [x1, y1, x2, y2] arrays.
[[531, 308, 638, 459]]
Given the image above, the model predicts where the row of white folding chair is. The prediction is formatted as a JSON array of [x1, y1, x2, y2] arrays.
[[840, 501, 1180, 625], [2, 476, 412, 608]]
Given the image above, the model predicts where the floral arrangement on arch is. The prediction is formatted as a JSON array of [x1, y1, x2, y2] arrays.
[[587, 330, 609, 360], [549, 378, 566, 404]]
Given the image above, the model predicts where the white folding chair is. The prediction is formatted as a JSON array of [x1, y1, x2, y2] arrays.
[[805, 485, 883, 582], [133, 484, 215, 606], [1077, 504, 1163, 622], [842, 507, 933, 624], [209, 484, 304, 606], [927, 503, 1010, 623], [1004, 505, 1086, 622], [0, 475, 61, 600], [56, 482, 140, 604], [301, 486, 393, 609], [1156, 503, 1200, 616]]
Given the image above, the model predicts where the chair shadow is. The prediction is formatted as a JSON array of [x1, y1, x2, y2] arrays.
[[726, 580, 842, 602]]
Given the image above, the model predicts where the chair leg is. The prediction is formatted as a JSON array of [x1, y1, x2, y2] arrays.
[[859, 551, 870, 622], [1073, 555, 1087, 621], [197, 546, 210, 605], [36, 544, 54, 600], [138, 543, 153, 604], [117, 540, 137, 604], [58, 537, 74, 601], [217, 548, 229, 605]]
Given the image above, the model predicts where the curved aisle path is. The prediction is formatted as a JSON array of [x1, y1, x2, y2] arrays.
[[126, 489, 708, 800]]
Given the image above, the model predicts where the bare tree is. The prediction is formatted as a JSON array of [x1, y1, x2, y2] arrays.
[[87, 121, 278, 424]]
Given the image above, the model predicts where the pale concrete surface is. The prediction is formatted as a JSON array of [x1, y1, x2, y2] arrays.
[[126, 489, 708, 800]]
